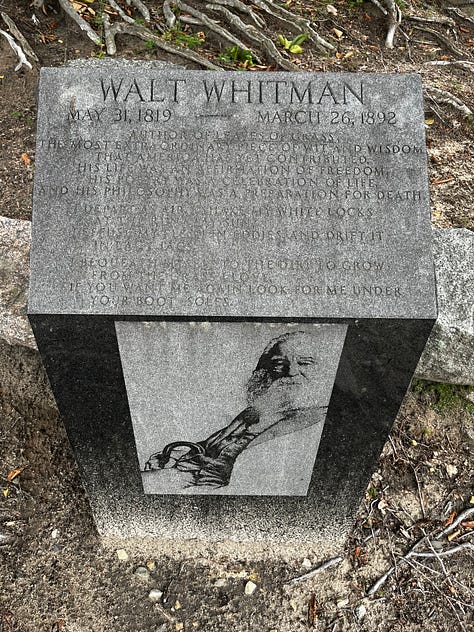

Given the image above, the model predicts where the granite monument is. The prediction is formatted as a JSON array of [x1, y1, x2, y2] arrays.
[[28, 63, 437, 543]]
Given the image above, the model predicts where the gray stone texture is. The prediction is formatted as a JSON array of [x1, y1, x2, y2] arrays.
[[415, 228, 474, 385], [29, 67, 436, 320], [0, 216, 35, 349]]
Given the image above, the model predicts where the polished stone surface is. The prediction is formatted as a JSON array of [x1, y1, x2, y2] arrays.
[[29, 66, 436, 319], [28, 63, 437, 540]]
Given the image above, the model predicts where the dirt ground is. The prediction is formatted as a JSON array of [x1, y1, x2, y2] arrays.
[[0, 1, 473, 630]]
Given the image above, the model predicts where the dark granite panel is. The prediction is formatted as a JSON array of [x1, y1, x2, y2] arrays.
[[29, 314, 434, 541]]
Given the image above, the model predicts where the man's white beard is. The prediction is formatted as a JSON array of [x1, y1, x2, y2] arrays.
[[247, 369, 317, 419]]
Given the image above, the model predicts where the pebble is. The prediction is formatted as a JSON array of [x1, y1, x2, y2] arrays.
[[445, 464, 458, 478], [134, 566, 150, 580], [148, 589, 163, 603], [336, 598, 349, 608], [244, 580, 257, 595], [0, 532, 13, 546], [302, 558, 312, 569], [214, 578, 226, 587], [116, 549, 129, 561], [356, 604, 367, 620], [51, 529, 59, 539]]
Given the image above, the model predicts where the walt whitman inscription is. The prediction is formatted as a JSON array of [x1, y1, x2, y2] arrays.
[[28, 64, 437, 542], [29, 68, 434, 319]]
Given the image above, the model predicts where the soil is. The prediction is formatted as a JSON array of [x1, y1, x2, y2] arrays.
[[0, 1, 473, 631]]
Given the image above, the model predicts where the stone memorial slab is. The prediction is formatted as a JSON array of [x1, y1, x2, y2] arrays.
[[28, 62, 437, 544]]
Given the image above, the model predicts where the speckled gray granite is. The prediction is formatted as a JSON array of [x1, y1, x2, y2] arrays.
[[415, 228, 473, 384], [29, 66, 436, 320], [0, 216, 35, 349], [27, 64, 439, 541]]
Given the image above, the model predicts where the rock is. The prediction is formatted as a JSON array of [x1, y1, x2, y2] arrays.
[[116, 549, 129, 561], [336, 598, 349, 608], [415, 229, 474, 386], [356, 604, 367, 620], [214, 578, 226, 587], [301, 558, 312, 569], [148, 589, 163, 603], [0, 216, 35, 349], [134, 566, 150, 580], [244, 580, 257, 595]]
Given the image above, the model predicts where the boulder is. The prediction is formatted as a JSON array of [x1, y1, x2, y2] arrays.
[[0, 216, 35, 349], [415, 228, 474, 385], [0, 217, 472, 384]]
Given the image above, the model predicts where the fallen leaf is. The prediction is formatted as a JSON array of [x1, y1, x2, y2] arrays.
[[459, 26, 469, 33], [335, 52, 343, 59], [364, 12, 371, 21], [326, 4, 338, 15], [447, 529, 460, 542], [444, 510, 456, 527], [344, 50, 354, 59], [7, 465, 27, 482], [2, 488, 8, 498], [333, 28, 343, 39], [354, 545, 361, 560], [425, 118, 435, 125], [461, 520, 474, 529]]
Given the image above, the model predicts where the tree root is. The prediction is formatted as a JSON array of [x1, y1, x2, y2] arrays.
[[108, 0, 137, 25], [425, 60, 474, 74], [0, 28, 33, 71], [211, 0, 266, 29], [172, 0, 251, 51], [103, 20, 221, 69], [251, 0, 334, 52], [411, 25, 465, 57], [208, 3, 298, 70], [125, 0, 151, 23], [369, 0, 402, 48], [50, 0, 337, 68], [1, 12, 39, 62], [445, 6, 474, 26], [57, 0, 102, 45], [163, 0, 176, 28]]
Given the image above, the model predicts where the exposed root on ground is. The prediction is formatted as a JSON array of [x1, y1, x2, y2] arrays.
[[426, 86, 473, 118], [39, 0, 335, 70]]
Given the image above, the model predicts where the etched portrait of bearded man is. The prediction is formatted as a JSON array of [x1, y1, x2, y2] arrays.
[[142, 329, 337, 491]]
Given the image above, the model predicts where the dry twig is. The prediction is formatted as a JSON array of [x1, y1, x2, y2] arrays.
[[367, 507, 474, 596], [288, 556, 343, 584]]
